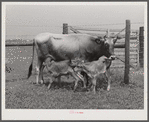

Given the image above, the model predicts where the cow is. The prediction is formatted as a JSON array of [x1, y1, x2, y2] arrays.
[[43, 56, 84, 91], [27, 33, 117, 86], [74, 56, 113, 94]]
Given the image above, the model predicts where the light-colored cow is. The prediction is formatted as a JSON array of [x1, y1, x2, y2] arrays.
[[27, 33, 117, 87]]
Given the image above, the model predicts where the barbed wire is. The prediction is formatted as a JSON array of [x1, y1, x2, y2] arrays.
[[6, 22, 144, 28], [71, 23, 125, 27], [6, 25, 63, 28], [70, 22, 144, 27], [131, 22, 144, 25], [114, 28, 126, 37]]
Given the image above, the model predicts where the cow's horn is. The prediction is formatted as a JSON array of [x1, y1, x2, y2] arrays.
[[113, 36, 118, 43]]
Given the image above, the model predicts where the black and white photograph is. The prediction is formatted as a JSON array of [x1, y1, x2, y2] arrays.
[[2, 2, 148, 120]]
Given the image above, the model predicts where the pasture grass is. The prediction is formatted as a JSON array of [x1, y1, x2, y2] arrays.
[[5, 67, 144, 109]]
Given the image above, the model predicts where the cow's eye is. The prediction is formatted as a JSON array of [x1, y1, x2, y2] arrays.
[[95, 39, 101, 44]]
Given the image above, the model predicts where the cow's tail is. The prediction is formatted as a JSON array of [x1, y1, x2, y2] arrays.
[[27, 39, 35, 79]]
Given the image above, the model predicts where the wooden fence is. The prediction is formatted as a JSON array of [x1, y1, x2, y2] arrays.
[[139, 27, 144, 67], [63, 22, 143, 70], [62, 20, 144, 84]]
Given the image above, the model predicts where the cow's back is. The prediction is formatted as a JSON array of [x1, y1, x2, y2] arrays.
[[34, 33, 100, 62]]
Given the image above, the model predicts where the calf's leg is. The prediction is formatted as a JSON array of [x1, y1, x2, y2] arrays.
[[81, 72, 87, 88], [57, 76, 62, 88], [91, 78, 97, 94], [47, 77, 54, 89], [105, 68, 111, 91], [71, 72, 81, 92]]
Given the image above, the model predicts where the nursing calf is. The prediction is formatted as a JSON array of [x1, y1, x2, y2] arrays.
[[43, 57, 84, 91], [75, 56, 113, 94]]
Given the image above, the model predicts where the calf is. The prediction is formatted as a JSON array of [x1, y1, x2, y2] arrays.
[[75, 56, 112, 94], [43, 57, 84, 91]]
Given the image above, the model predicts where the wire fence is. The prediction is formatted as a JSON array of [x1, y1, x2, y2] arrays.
[[67, 22, 141, 69], [6, 25, 63, 28], [6, 22, 143, 28], [70, 22, 144, 27]]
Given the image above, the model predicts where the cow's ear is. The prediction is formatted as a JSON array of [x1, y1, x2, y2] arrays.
[[104, 35, 107, 39]]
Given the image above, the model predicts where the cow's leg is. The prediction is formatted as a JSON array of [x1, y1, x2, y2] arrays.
[[36, 58, 44, 84], [105, 68, 111, 91]]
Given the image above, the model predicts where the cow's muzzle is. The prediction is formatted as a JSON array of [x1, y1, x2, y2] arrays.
[[109, 55, 116, 60]]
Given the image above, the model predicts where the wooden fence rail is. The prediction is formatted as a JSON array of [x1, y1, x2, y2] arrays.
[[6, 43, 33, 47], [70, 27, 138, 33]]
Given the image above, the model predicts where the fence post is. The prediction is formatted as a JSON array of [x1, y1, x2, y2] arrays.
[[137, 47, 140, 69], [139, 27, 144, 68], [63, 23, 68, 34], [124, 20, 130, 84]]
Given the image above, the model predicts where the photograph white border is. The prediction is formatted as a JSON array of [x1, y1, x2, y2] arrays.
[[2, 2, 148, 120]]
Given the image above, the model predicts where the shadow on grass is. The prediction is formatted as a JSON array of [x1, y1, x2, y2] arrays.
[[43, 75, 109, 93], [44, 80, 84, 92]]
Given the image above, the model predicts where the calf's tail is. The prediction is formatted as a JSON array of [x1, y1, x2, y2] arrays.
[[27, 39, 35, 79]]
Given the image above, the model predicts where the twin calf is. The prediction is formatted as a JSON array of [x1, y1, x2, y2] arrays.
[[44, 56, 112, 94]]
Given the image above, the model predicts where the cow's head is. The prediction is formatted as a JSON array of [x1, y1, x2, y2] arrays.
[[100, 36, 118, 60]]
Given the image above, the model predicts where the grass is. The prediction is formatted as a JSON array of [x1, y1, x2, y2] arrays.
[[5, 46, 144, 109], [5, 67, 144, 109]]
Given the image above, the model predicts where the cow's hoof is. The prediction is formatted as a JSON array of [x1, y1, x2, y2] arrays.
[[34, 84, 41, 86], [82, 87, 88, 92], [86, 88, 90, 92], [32, 82, 40, 85], [93, 92, 96, 94], [73, 89, 77, 93], [107, 86, 110, 91], [40, 80, 44, 84]]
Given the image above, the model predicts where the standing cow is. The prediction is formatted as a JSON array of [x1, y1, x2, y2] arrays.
[[28, 33, 117, 86]]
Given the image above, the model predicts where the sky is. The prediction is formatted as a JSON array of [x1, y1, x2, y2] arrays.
[[5, 3, 145, 39]]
